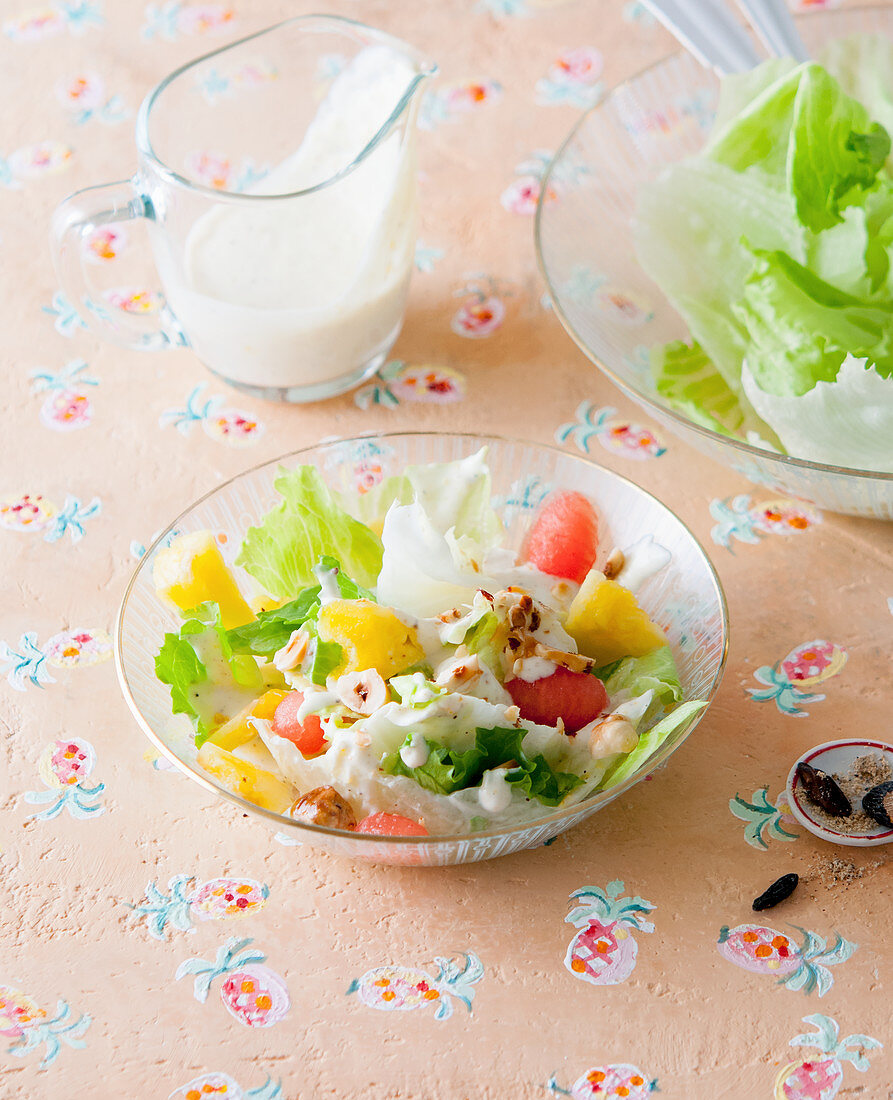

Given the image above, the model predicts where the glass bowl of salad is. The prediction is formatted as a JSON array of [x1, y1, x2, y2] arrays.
[[536, 5, 893, 519], [116, 432, 727, 865]]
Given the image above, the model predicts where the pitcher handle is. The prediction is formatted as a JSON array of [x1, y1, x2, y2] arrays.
[[50, 179, 188, 351]]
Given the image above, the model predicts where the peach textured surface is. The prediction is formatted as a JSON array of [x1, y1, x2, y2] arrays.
[[1, 1, 891, 1098]]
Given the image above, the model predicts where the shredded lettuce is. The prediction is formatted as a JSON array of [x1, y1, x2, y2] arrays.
[[236, 467, 383, 600], [382, 725, 583, 806]]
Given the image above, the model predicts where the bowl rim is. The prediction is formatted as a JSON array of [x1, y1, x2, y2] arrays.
[[115, 429, 730, 846], [784, 738, 893, 847], [534, 4, 893, 485]]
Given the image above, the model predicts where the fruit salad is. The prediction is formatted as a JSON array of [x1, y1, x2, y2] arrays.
[[152, 450, 706, 836]]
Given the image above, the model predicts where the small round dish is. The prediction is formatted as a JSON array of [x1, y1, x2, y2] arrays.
[[786, 739, 893, 848], [115, 431, 728, 866]]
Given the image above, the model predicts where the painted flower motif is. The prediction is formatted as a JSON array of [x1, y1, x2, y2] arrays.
[[557, 402, 666, 460], [451, 294, 505, 338], [729, 787, 800, 850], [548, 1064, 658, 1098], [354, 463, 383, 494], [717, 925, 856, 996], [536, 47, 604, 108], [160, 384, 264, 446], [348, 954, 483, 1020], [84, 224, 128, 263], [419, 79, 502, 129], [564, 881, 656, 986], [41, 291, 88, 337], [56, 71, 105, 111], [474, 0, 530, 16], [710, 494, 821, 550], [55, 72, 128, 125], [774, 1014, 881, 1100], [25, 737, 104, 821], [40, 389, 92, 431], [747, 640, 847, 717], [2, 141, 73, 185], [43, 628, 112, 668], [501, 150, 558, 214], [0, 986, 90, 1069], [596, 287, 654, 326], [355, 360, 467, 410], [197, 59, 279, 102], [30, 360, 99, 432], [451, 273, 510, 338], [176, 937, 290, 1028], [129, 874, 270, 939], [169, 1073, 283, 1100], [142, 2, 235, 41], [184, 151, 267, 192], [3, 2, 103, 41], [103, 287, 163, 314]]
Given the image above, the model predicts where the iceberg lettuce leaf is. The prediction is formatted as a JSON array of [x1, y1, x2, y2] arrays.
[[236, 467, 383, 599]]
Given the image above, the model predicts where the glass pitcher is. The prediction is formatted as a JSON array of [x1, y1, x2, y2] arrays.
[[51, 15, 436, 403]]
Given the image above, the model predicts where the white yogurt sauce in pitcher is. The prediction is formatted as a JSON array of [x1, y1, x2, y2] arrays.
[[153, 46, 419, 392]]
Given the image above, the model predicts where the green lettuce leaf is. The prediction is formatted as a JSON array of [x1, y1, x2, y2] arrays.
[[596, 645, 683, 709], [236, 467, 383, 600], [382, 725, 583, 806], [226, 556, 372, 656], [598, 700, 707, 791], [734, 247, 893, 396], [650, 340, 754, 437], [307, 638, 343, 686], [155, 604, 261, 745], [154, 632, 208, 730]]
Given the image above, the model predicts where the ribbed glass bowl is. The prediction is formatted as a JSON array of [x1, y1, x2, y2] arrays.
[[536, 5, 893, 519], [116, 432, 728, 865]]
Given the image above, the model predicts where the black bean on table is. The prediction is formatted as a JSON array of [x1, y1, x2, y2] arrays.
[[753, 873, 799, 911]]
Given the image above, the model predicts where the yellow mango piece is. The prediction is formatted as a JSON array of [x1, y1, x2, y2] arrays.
[[316, 599, 425, 679], [207, 689, 289, 751], [153, 530, 254, 629], [196, 741, 294, 812], [565, 569, 666, 666]]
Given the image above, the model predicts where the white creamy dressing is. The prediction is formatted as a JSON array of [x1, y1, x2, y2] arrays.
[[512, 656, 557, 683], [478, 768, 513, 814], [152, 46, 419, 390], [188, 630, 257, 721], [313, 562, 343, 604], [399, 731, 430, 769], [295, 688, 338, 723]]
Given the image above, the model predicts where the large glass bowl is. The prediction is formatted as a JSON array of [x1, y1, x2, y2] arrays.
[[536, 5, 893, 519], [116, 432, 728, 865]]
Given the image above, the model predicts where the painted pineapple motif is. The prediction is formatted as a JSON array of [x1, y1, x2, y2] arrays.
[[176, 937, 289, 1028], [717, 925, 856, 996], [747, 640, 847, 717], [548, 1064, 658, 1098], [169, 1073, 282, 1100], [774, 1014, 882, 1099], [347, 954, 483, 1020], [24, 738, 104, 820], [564, 881, 656, 986], [129, 874, 269, 939], [0, 985, 90, 1069]]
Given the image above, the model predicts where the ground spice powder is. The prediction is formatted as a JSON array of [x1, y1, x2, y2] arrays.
[[796, 753, 892, 835]]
